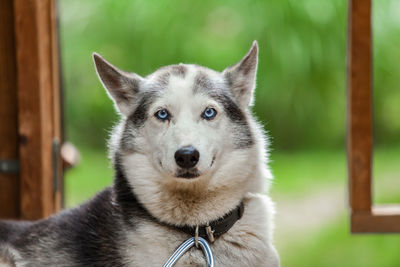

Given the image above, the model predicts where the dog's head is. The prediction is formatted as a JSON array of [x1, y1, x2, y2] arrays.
[[93, 42, 270, 225]]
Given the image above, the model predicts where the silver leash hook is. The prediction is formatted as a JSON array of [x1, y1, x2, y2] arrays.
[[163, 237, 215, 267]]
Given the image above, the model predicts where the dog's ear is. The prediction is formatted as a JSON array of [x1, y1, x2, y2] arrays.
[[223, 41, 258, 108], [93, 53, 143, 116]]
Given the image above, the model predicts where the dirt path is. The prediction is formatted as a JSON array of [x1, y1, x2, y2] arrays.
[[272, 174, 400, 250], [273, 185, 346, 249]]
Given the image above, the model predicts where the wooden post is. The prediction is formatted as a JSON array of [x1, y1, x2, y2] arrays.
[[0, 0, 20, 219], [13, 0, 62, 220], [347, 0, 372, 214], [348, 0, 400, 233]]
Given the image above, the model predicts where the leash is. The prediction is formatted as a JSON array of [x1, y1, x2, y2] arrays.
[[162, 201, 244, 266], [163, 237, 214, 267]]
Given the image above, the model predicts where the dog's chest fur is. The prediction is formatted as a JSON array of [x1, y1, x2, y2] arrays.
[[121, 193, 277, 267]]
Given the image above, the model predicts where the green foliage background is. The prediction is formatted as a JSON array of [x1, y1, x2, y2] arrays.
[[58, 0, 400, 267], [60, 1, 400, 266], [60, 0, 399, 151]]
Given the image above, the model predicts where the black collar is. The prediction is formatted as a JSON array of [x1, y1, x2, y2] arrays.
[[170, 202, 245, 242]]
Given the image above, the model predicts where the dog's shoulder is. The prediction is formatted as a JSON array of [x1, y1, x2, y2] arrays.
[[0, 220, 34, 244], [0, 187, 143, 266]]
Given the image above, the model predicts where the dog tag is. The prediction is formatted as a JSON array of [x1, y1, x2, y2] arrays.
[[163, 237, 214, 267]]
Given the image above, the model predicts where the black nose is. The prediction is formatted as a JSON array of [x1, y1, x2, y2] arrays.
[[174, 146, 200, 169]]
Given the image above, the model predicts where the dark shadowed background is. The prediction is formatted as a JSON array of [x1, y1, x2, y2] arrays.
[[59, 0, 400, 266]]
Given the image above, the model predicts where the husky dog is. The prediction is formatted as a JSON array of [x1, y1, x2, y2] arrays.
[[0, 41, 279, 266]]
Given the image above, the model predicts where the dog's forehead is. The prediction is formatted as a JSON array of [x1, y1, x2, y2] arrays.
[[145, 64, 225, 93]]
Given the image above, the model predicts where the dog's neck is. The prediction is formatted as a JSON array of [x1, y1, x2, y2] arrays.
[[113, 153, 261, 227], [147, 179, 247, 226]]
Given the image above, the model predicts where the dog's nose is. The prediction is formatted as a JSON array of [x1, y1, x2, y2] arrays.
[[174, 146, 200, 169]]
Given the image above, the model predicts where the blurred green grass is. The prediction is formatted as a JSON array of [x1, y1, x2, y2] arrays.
[[269, 149, 346, 197], [282, 215, 400, 267], [270, 145, 400, 203]]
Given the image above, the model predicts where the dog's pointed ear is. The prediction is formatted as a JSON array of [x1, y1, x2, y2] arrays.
[[223, 41, 258, 108], [93, 53, 143, 116]]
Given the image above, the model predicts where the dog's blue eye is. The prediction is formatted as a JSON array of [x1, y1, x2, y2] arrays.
[[202, 107, 217, 120], [155, 109, 170, 121]]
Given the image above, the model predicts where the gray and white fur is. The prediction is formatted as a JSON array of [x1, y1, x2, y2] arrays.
[[0, 41, 280, 266]]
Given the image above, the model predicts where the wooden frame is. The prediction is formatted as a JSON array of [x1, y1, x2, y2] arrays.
[[348, 0, 400, 233], [14, 0, 63, 219], [0, 0, 20, 218], [0, 0, 63, 220]]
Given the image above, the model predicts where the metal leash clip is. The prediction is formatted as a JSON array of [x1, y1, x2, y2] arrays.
[[205, 223, 215, 243], [163, 236, 215, 267], [195, 225, 199, 248]]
